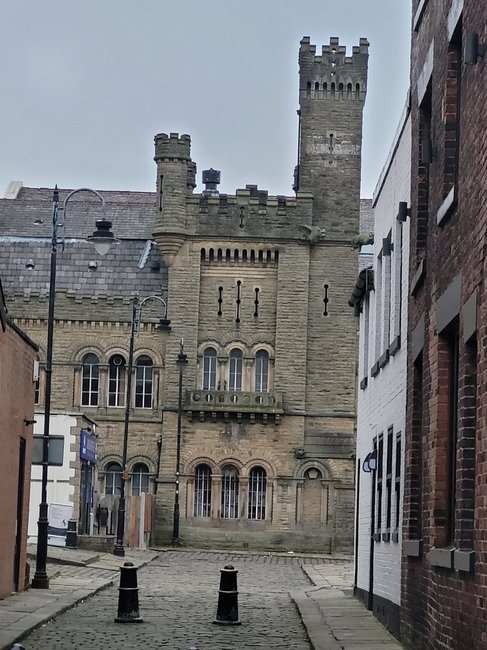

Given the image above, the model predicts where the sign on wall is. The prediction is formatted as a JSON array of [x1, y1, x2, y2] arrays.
[[80, 429, 97, 464]]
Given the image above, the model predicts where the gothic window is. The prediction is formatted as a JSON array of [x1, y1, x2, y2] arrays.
[[221, 466, 239, 519], [255, 350, 269, 392], [202, 347, 217, 390], [248, 466, 267, 520], [131, 463, 150, 496], [135, 355, 153, 408], [105, 462, 122, 496], [194, 464, 212, 518], [81, 353, 99, 406], [108, 354, 126, 407], [229, 348, 242, 391]]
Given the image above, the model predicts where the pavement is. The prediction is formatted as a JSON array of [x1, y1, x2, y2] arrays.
[[0, 546, 403, 650]]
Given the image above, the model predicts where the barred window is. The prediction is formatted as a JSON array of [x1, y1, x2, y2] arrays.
[[255, 350, 269, 392], [81, 353, 99, 406], [131, 463, 150, 496], [229, 349, 242, 391], [105, 462, 122, 496], [221, 466, 239, 519], [108, 354, 126, 407], [194, 464, 212, 517], [135, 355, 153, 408], [248, 466, 267, 520], [203, 347, 217, 390]]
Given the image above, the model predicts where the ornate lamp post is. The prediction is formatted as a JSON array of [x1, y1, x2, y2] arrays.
[[32, 187, 115, 589], [113, 295, 170, 557], [172, 339, 187, 545]]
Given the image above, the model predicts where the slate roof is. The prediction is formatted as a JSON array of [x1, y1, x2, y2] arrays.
[[0, 239, 165, 298], [0, 186, 157, 239], [0, 186, 167, 298]]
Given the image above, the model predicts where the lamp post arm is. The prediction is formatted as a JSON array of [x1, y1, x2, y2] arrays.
[[138, 295, 168, 319]]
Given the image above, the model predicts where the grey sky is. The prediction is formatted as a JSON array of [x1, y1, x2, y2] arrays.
[[1, 1, 411, 200]]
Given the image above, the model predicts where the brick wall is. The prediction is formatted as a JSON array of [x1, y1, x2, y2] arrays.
[[402, 1, 487, 648], [0, 321, 36, 598]]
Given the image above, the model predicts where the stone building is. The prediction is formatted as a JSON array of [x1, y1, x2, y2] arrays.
[[402, 1, 487, 648], [0, 278, 37, 598], [0, 36, 369, 553]]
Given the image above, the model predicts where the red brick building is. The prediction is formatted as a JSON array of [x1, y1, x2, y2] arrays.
[[402, 1, 487, 647], [0, 279, 37, 598]]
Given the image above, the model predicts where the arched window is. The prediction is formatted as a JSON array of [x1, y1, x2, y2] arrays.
[[131, 463, 150, 496], [135, 355, 153, 408], [255, 350, 269, 392], [105, 462, 122, 496], [194, 464, 212, 517], [221, 465, 239, 519], [202, 347, 217, 390], [229, 349, 242, 391], [248, 466, 267, 520], [108, 354, 126, 407], [81, 353, 99, 406]]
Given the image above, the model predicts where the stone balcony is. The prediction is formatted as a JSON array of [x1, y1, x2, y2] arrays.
[[185, 389, 283, 424]]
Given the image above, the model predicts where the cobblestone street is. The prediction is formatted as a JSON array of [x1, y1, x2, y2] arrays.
[[22, 551, 317, 649]]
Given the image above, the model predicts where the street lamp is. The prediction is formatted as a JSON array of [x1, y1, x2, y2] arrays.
[[32, 187, 115, 589], [172, 339, 187, 545], [113, 295, 170, 557]]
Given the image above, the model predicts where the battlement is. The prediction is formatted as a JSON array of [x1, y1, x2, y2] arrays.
[[299, 36, 369, 100], [154, 132, 192, 162]]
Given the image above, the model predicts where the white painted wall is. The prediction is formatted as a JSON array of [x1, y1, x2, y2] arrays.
[[355, 108, 411, 607], [28, 412, 77, 543]]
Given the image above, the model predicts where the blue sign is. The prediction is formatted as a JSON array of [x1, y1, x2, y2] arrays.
[[80, 429, 97, 464]]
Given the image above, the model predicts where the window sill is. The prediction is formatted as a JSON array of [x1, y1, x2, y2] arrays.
[[370, 361, 380, 378], [378, 350, 390, 369], [403, 538, 423, 558], [437, 187, 456, 226], [410, 259, 426, 296], [454, 549, 475, 573], [373, 532, 381, 542], [392, 530, 399, 544], [430, 546, 454, 569], [389, 335, 401, 357], [381, 531, 391, 542]]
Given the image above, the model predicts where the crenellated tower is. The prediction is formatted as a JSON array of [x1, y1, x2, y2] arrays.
[[153, 132, 196, 267], [151, 36, 369, 554], [297, 36, 369, 238]]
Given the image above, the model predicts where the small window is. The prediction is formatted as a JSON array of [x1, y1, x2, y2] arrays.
[[202, 347, 217, 390], [131, 463, 149, 496], [105, 462, 122, 496], [248, 466, 267, 520], [81, 353, 99, 406], [221, 466, 239, 519], [108, 354, 126, 407], [229, 349, 242, 391], [255, 350, 269, 392], [135, 355, 153, 408], [194, 464, 212, 517]]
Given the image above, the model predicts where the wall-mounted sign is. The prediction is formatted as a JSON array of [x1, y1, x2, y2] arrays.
[[32, 434, 64, 466], [80, 429, 97, 464]]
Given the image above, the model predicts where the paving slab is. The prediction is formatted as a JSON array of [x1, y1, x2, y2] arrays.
[[290, 559, 404, 650]]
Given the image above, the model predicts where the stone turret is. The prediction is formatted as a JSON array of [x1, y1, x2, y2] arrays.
[[152, 132, 196, 267], [297, 36, 369, 238]]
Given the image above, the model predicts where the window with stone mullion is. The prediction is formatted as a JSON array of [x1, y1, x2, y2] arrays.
[[81, 354, 99, 406]]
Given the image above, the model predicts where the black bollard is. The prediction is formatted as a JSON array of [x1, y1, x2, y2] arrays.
[[213, 564, 241, 625], [114, 562, 143, 623], [65, 519, 78, 548]]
